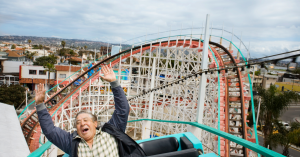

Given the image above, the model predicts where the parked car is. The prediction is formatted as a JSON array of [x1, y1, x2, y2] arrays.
[[279, 121, 291, 130]]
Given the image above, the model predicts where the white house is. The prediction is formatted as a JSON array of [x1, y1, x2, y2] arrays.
[[0, 60, 32, 85], [19, 65, 55, 91]]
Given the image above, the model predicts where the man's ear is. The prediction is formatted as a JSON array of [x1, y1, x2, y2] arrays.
[[94, 121, 97, 128]]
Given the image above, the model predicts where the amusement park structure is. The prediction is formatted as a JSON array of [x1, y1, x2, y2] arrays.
[[18, 15, 293, 157]]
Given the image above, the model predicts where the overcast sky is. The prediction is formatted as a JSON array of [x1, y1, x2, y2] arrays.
[[0, 0, 299, 57]]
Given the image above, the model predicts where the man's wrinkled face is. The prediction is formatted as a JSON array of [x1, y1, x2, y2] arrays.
[[76, 113, 97, 141]]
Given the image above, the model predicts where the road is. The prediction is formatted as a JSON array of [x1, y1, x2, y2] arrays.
[[279, 106, 300, 122], [255, 105, 300, 157], [257, 134, 300, 157]]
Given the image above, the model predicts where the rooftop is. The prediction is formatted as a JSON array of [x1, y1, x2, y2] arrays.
[[249, 74, 263, 79], [55, 65, 88, 72], [282, 73, 300, 79], [66, 57, 83, 62], [15, 47, 24, 50], [6, 51, 24, 57], [263, 75, 279, 78]]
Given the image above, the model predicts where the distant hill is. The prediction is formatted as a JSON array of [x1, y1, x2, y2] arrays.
[[0, 36, 124, 49]]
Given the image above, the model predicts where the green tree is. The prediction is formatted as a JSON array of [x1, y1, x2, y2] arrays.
[[28, 39, 32, 46], [291, 68, 300, 75], [33, 55, 57, 66], [255, 85, 300, 149], [43, 46, 50, 50], [25, 51, 36, 61], [22, 47, 26, 53], [126, 56, 137, 64], [57, 48, 70, 62], [61, 41, 66, 49], [125, 57, 130, 64], [33, 55, 57, 90], [11, 44, 16, 49], [44, 63, 56, 90], [32, 45, 40, 49], [78, 50, 94, 58], [38, 44, 43, 50], [268, 121, 300, 156], [84, 45, 87, 50], [69, 49, 76, 57], [78, 50, 84, 57], [0, 84, 30, 109], [87, 56, 91, 61], [255, 70, 261, 76], [88, 51, 95, 60]]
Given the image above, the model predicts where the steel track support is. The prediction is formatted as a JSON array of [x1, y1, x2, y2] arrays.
[[70, 95, 73, 129], [79, 87, 82, 111], [142, 42, 157, 139], [127, 49, 133, 97], [189, 14, 210, 140], [89, 79, 91, 111], [118, 54, 122, 83]]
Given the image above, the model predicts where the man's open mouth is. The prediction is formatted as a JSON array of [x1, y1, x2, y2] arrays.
[[82, 128, 89, 133]]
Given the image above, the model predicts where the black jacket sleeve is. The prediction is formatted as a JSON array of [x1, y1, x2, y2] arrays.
[[36, 103, 72, 154], [108, 80, 130, 132]]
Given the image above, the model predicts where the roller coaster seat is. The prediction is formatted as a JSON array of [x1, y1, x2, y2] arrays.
[[138, 137, 179, 156], [147, 148, 200, 157], [180, 136, 194, 150], [136, 132, 204, 157]]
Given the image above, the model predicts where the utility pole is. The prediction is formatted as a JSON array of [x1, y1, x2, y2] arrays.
[[256, 98, 261, 124], [292, 79, 294, 91]]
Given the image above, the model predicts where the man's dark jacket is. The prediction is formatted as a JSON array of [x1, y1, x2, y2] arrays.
[[36, 81, 146, 157]]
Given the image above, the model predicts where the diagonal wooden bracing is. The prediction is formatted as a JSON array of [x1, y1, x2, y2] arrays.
[[19, 38, 254, 157]]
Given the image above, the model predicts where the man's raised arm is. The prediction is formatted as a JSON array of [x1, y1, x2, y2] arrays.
[[99, 65, 130, 132], [35, 83, 72, 154]]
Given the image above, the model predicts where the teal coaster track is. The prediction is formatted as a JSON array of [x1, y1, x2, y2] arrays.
[[28, 119, 284, 157]]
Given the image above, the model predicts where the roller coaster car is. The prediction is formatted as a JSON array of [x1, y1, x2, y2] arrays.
[[136, 132, 218, 157]]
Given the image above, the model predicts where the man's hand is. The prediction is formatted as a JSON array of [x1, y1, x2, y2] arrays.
[[35, 83, 46, 104], [100, 65, 117, 82]]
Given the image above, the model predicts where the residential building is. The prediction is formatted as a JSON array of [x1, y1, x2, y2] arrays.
[[275, 82, 300, 92], [279, 73, 300, 83], [247, 74, 278, 89], [65, 57, 84, 65], [26, 49, 51, 61], [0, 52, 7, 58], [78, 50, 95, 60], [26, 49, 50, 56], [19, 65, 55, 91], [100, 46, 111, 55], [0, 46, 10, 51], [0, 75, 19, 85], [2, 50, 26, 61], [15, 47, 24, 51], [247, 74, 263, 87], [0, 60, 30, 85], [262, 75, 279, 89], [55, 65, 87, 85]]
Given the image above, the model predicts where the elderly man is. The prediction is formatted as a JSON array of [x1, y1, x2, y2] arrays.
[[35, 65, 146, 157]]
